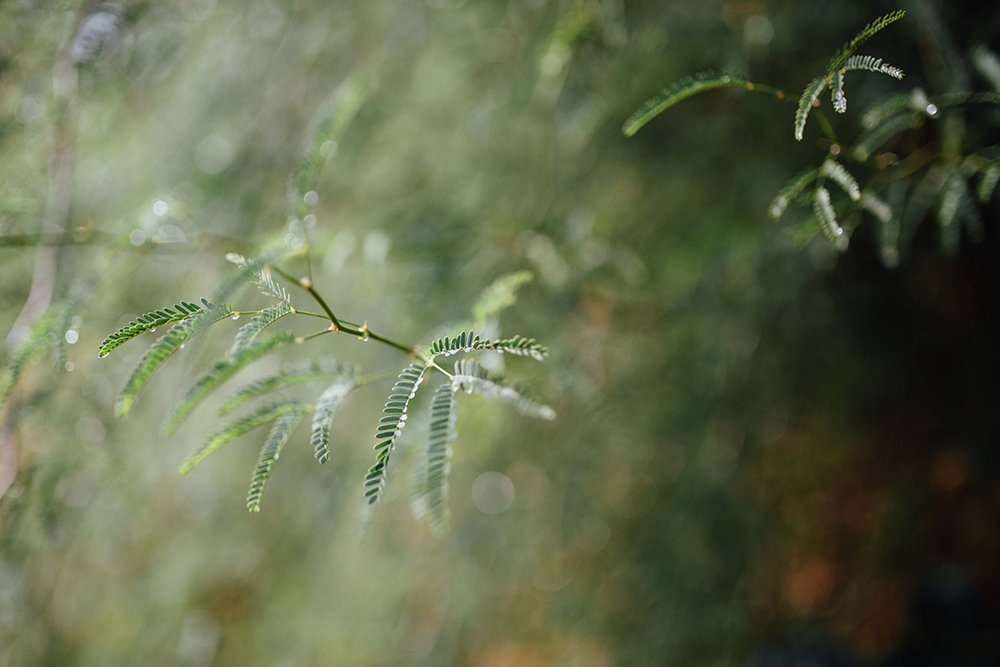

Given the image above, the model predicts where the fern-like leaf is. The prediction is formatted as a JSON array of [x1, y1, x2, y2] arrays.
[[428, 330, 488, 358], [623, 71, 751, 137], [163, 331, 298, 435], [812, 186, 848, 251], [452, 359, 556, 420], [115, 302, 232, 417], [179, 401, 304, 475], [225, 253, 291, 304], [977, 162, 1000, 203], [364, 363, 427, 505], [310, 378, 356, 464], [937, 170, 967, 257], [220, 357, 353, 415], [1, 307, 63, 403], [472, 271, 534, 324], [794, 77, 827, 141], [769, 168, 820, 219], [844, 55, 904, 80], [854, 112, 922, 160], [412, 382, 457, 535], [860, 190, 893, 223], [487, 335, 549, 361], [246, 410, 304, 512], [99, 300, 205, 358], [228, 302, 294, 357], [827, 10, 906, 72], [821, 159, 861, 201], [288, 73, 371, 220], [832, 69, 847, 114]]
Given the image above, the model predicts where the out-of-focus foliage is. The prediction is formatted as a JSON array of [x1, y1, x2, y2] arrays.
[[1, 1, 998, 666]]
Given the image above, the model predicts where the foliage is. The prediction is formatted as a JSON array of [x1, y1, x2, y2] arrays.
[[624, 9, 1000, 265]]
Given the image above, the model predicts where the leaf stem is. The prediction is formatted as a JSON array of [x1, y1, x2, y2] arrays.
[[814, 108, 841, 148]]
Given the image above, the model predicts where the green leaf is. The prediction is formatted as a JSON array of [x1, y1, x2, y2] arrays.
[[769, 168, 820, 220], [487, 335, 549, 361], [246, 410, 304, 512], [623, 71, 751, 137], [854, 112, 922, 161], [364, 363, 427, 505], [310, 378, 355, 464], [163, 331, 298, 435], [1, 307, 63, 404], [179, 401, 304, 475], [976, 162, 1000, 203], [99, 300, 206, 358], [843, 55, 904, 79], [115, 302, 232, 418], [452, 359, 556, 420], [812, 186, 848, 251], [288, 72, 371, 220], [860, 190, 893, 223], [228, 302, 293, 357], [225, 253, 291, 305], [412, 382, 457, 536], [220, 357, 353, 415], [428, 330, 488, 359], [821, 159, 861, 201], [831, 69, 847, 114], [794, 77, 827, 141], [472, 271, 534, 324], [827, 10, 906, 72], [937, 170, 966, 257]]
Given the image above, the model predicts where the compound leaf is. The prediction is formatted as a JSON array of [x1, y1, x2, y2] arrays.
[[623, 71, 751, 137], [364, 363, 427, 505], [246, 410, 304, 512]]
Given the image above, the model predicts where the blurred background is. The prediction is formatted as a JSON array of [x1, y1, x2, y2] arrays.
[[1, 0, 998, 664]]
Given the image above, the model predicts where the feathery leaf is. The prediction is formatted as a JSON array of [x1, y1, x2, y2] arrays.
[[412, 382, 458, 535], [844, 55, 904, 79], [220, 357, 353, 415], [288, 73, 371, 220], [228, 302, 293, 357], [212, 245, 296, 306], [861, 91, 918, 130], [486, 335, 549, 360], [623, 71, 751, 137], [179, 401, 304, 475], [937, 170, 966, 256], [827, 10, 906, 72], [99, 300, 205, 358], [832, 69, 847, 114], [794, 77, 827, 141], [163, 331, 298, 435], [860, 190, 893, 223], [452, 359, 556, 420], [977, 163, 1000, 203], [1, 307, 63, 403], [428, 330, 488, 359], [364, 363, 427, 505], [246, 410, 304, 512], [854, 112, 922, 160], [812, 186, 849, 251], [310, 378, 356, 464], [115, 302, 232, 418], [769, 168, 820, 219], [472, 271, 534, 324], [225, 253, 291, 304], [821, 159, 861, 201]]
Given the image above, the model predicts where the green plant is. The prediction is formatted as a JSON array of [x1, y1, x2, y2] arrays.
[[624, 9, 1000, 265], [93, 76, 555, 532]]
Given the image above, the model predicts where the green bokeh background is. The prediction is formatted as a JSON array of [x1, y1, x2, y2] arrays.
[[1, 1, 998, 665]]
